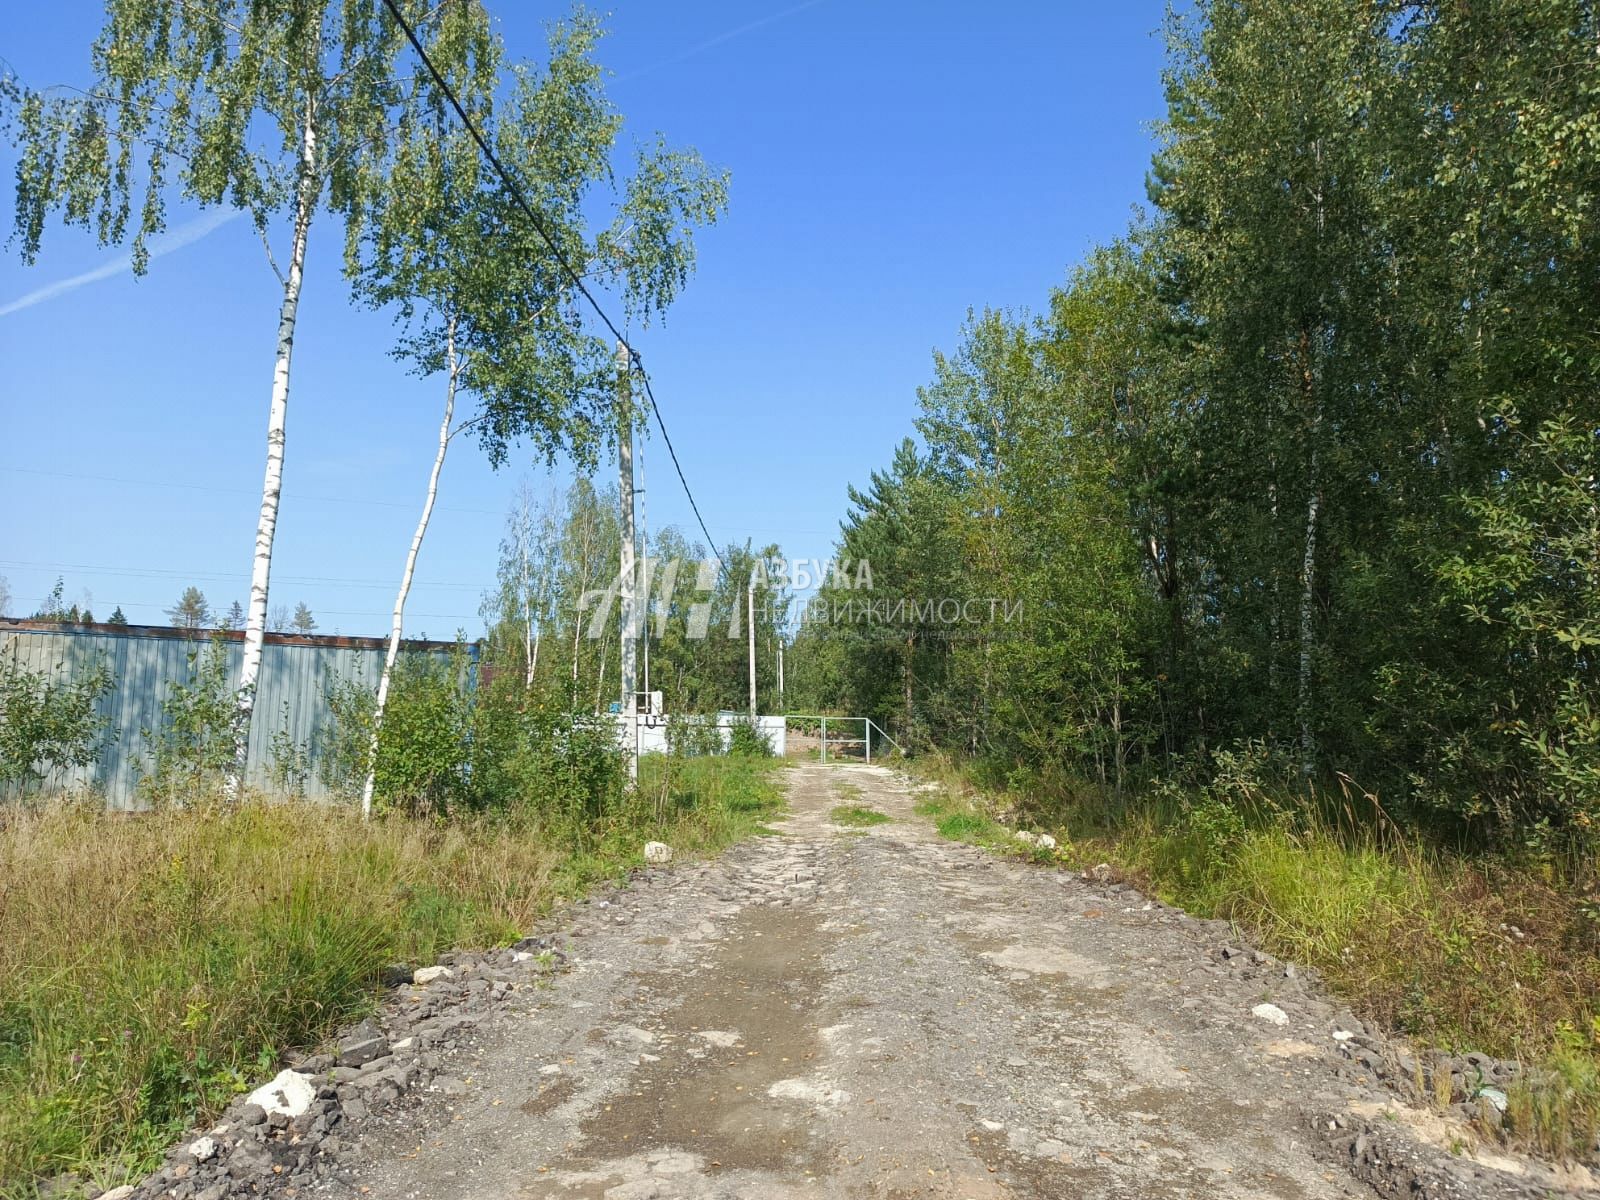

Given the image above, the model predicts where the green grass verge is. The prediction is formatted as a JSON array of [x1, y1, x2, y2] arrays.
[[829, 804, 891, 827], [0, 755, 785, 1198], [914, 787, 1062, 865]]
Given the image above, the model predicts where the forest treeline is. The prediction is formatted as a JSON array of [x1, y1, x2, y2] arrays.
[[791, 0, 1600, 856]]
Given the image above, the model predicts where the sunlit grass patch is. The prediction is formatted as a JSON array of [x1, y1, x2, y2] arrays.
[[830, 804, 890, 827]]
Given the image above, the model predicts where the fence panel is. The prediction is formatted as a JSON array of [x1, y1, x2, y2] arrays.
[[0, 621, 458, 809]]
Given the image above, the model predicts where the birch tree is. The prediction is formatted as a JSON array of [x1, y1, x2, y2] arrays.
[[486, 480, 563, 690], [350, 13, 727, 815], [5, 0, 494, 794]]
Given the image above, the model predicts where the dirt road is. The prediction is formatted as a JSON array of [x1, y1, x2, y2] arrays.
[[308, 763, 1583, 1199]]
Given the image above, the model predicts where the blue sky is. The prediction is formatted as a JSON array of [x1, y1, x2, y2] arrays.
[[0, 1, 1168, 636]]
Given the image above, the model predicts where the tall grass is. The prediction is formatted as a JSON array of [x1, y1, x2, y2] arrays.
[[0, 756, 785, 1197], [914, 752, 1600, 1161]]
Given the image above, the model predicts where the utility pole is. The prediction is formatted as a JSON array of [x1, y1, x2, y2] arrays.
[[747, 582, 757, 718], [777, 640, 785, 712], [616, 341, 638, 780], [638, 428, 650, 702]]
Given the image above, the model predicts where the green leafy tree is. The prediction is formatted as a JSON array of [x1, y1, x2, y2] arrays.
[[31, 577, 67, 622], [0, 656, 114, 789], [800, 0, 1600, 853], [1438, 411, 1600, 845], [482, 481, 564, 691], [7, 0, 500, 792], [349, 11, 727, 814], [141, 638, 235, 804]]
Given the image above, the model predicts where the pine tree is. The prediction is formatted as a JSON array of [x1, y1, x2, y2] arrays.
[[167, 587, 211, 630], [291, 603, 317, 635]]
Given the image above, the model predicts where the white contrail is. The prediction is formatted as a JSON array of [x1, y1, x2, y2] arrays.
[[617, 0, 829, 83], [0, 206, 243, 319]]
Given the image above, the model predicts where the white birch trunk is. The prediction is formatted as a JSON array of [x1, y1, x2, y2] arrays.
[[594, 626, 610, 712], [1299, 142, 1327, 782], [529, 610, 542, 685], [1297, 439, 1321, 781], [521, 512, 535, 688], [228, 105, 318, 798], [361, 320, 459, 817]]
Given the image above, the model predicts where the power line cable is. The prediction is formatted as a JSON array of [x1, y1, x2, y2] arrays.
[[380, 0, 727, 571], [634, 365, 725, 568]]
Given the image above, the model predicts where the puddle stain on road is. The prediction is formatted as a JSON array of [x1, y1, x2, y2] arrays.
[[558, 903, 838, 1182]]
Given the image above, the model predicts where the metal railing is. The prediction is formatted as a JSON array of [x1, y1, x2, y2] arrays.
[[783, 715, 904, 764]]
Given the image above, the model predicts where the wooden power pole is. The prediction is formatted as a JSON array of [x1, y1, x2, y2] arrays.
[[747, 582, 757, 717], [617, 341, 638, 779]]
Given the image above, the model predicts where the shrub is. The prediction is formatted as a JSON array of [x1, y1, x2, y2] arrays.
[[727, 717, 773, 757], [0, 655, 113, 792], [665, 714, 725, 758], [140, 639, 233, 805], [320, 669, 377, 801], [496, 702, 628, 828], [265, 701, 311, 798], [370, 652, 471, 816]]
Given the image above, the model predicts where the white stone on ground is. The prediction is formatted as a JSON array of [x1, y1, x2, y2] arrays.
[[644, 841, 673, 864], [1251, 1002, 1290, 1026], [768, 1077, 851, 1106], [1037, 833, 1058, 850], [245, 1068, 317, 1118], [186, 1136, 218, 1162], [413, 965, 454, 985]]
